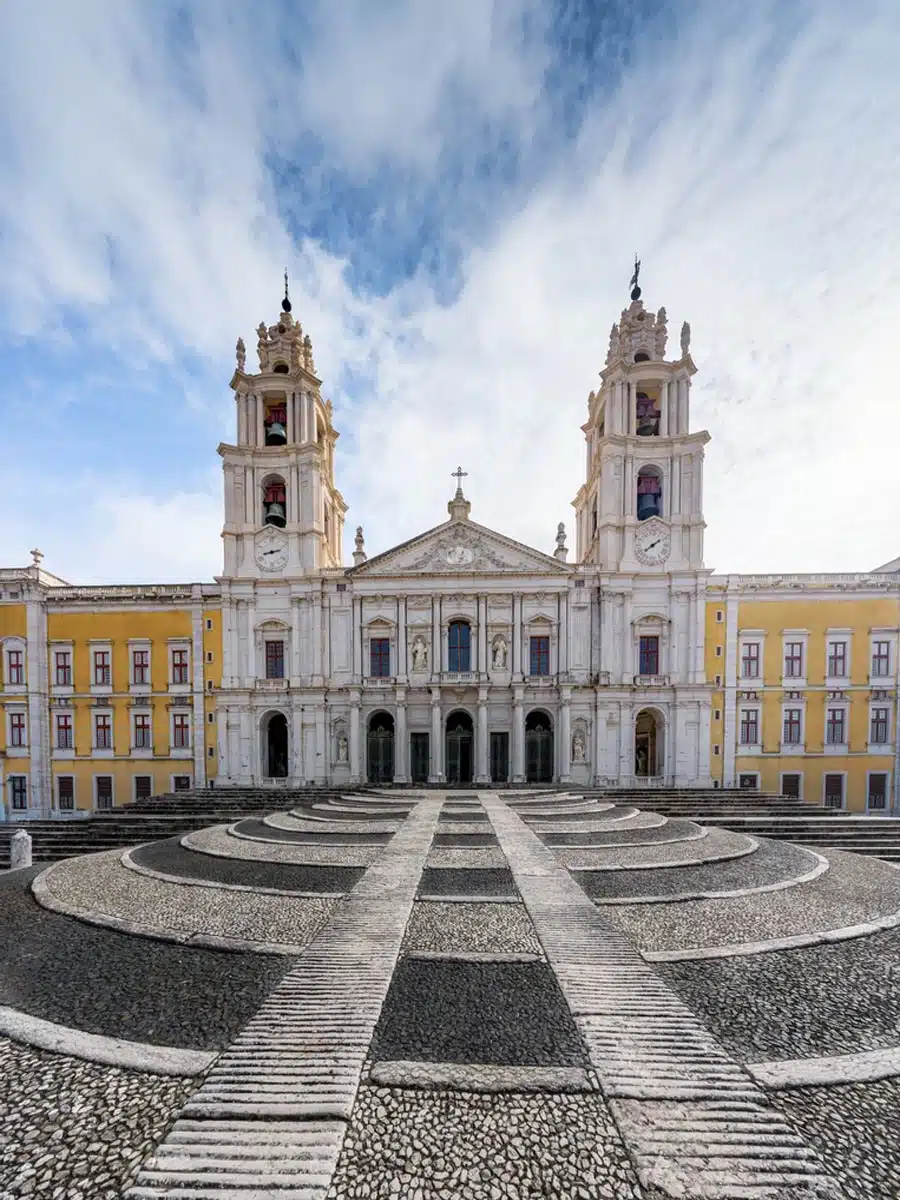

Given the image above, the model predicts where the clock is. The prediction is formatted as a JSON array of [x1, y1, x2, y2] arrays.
[[444, 544, 474, 567], [634, 519, 670, 566], [255, 528, 289, 572]]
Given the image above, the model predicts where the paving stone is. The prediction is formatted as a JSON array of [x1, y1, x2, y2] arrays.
[[418, 868, 518, 898], [403, 902, 544, 956], [130, 837, 365, 893]]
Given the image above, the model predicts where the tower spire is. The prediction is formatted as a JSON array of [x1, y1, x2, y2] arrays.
[[630, 254, 642, 302], [282, 268, 292, 314]]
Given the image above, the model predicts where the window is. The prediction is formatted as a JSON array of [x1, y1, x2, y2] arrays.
[[9, 776, 27, 810], [448, 621, 471, 672], [824, 773, 844, 809], [132, 649, 149, 685], [208, 746, 215, 758], [56, 713, 73, 749], [57, 776, 75, 810], [206, 651, 214, 663], [872, 640, 891, 677], [93, 650, 111, 686], [265, 640, 286, 680], [783, 708, 802, 744], [207, 711, 215, 724], [826, 708, 846, 745], [716, 610, 723, 623], [173, 775, 191, 791], [784, 642, 804, 678], [171, 648, 189, 685], [205, 618, 213, 631], [173, 713, 191, 749], [369, 638, 390, 678], [782, 773, 802, 798], [738, 773, 758, 789], [7, 649, 24, 685], [827, 641, 847, 677], [55, 651, 72, 686], [741, 643, 760, 678], [639, 636, 659, 676], [636, 468, 663, 520], [96, 776, 113, 809], [739, 709, 759, 745], [530, 636, 550, 676], [868, 774, 889, 810], [134, 775, 153, 801], [871, 707, 890, 744], [10, 712, 26, 747], [95, 713, 112, 749], [134, 713, 152, 749]]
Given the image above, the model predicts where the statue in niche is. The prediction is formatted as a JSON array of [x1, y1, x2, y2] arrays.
[[572, 730, 587, 764], [411, 635, 428, 671], [336, 732, 349, 763], [491, 634, 508, 670]]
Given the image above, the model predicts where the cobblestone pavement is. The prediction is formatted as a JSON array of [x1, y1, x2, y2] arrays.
[[418, 867, 519, 897], [0, 1038, 193, 1199], [776, 1080, 900, 1200], [130, 837, 366, 892], [403, 901, 544, 955], [325, 1085, 647, 1200]]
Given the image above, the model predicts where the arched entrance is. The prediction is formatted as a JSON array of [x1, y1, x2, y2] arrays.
[[367, 711, 394, 784], [635, 709, 661, 777], [265, 712, 289, 778], [525, 711, 554, 783], [445, 710, 474, 784]]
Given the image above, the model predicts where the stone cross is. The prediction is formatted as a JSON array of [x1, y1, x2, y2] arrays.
[[451, 466, 468, 493]]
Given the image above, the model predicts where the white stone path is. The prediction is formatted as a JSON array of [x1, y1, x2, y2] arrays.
[[483, 794, 845, 1200], [125, 796, 443, 1199]]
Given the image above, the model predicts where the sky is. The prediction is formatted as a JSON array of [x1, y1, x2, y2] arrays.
[[1, 0, 898, 584]]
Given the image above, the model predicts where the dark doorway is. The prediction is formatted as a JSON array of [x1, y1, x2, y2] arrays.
[[634, 710, 659, 777], [266, 713, 289, 778], [446, 711, 474, 784], [525, 712, 553, 783], [490, 732, 510, 783], [367, 712, 395, 784], [410, 732, 430, 783]]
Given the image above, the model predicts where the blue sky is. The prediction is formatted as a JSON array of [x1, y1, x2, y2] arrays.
[[1, 0, 898, 583]]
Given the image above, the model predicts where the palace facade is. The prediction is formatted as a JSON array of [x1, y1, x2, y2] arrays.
[[1, 283, 898, 816]]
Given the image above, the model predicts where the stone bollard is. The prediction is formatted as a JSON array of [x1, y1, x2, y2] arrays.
[[9, 829, 32, 871]]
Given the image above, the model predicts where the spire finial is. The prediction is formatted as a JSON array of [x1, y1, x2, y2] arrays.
[[282, 268, 292, 314], [630, 254, 642, 302]]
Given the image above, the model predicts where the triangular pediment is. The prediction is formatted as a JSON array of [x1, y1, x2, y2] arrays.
[[349, 519, 571, 578]]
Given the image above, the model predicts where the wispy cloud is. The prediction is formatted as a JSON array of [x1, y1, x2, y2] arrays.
[[0, 0, 898, 581]]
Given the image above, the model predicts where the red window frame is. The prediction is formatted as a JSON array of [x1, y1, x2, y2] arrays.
[[871, 707, 889, 744], [93, 650, 111, 686], [784, 642, 804, 678], [827, 641, 847, 677], [825, 708, 846, 745], [739, 709, 759, 744], [134, 713, 152, 748], [57, 776, 74, 809], [740, 643, 760, 678], [95, 713, 112, 749], [872, 640, 891, 677], [55, 651, 71, 686], [639, 636, 659, 676], [172, 648, 189, 685], [783, 708, 802, 744], [369, 638, 390, 678], [530, 636, 550, 676], [96, 776, 113, 808], [265, 640, 286, 680], [7, 649, 24, 685], [10, 777, 27, 809], [173, 713, 191, 749], [824, 773, 844, 808], [10, 712, 26, 746], [132, 649, 150, 685], [869, 774, 888, 810], [56, 713, 73, 749]]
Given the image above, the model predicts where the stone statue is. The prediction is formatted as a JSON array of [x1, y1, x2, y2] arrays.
[[256, 322, 269, 371], [235, 337, 246, 372], [411, 635, 428, 671], [606, 323, 619, 365], [572, 730, 586, 764], [303, 333, 315, 374], [680, 321, 691, 358], [491, 634, 508, 670], [337, 733, 349, 763]]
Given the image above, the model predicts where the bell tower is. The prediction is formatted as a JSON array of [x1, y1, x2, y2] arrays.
[[219, 277, 346, 578], [573, 262, 709, 573]]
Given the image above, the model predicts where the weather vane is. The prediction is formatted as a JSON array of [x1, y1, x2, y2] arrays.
[[630, 254, 641, 301]]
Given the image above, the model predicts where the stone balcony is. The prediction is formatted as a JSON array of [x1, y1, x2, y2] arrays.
[[255, 678, 289, 692], [634, 674, 670, 687]]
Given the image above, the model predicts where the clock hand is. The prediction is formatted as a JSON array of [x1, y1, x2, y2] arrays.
[[644, 539, 660, 550]]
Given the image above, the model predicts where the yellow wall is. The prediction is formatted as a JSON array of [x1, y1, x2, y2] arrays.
[[704, 593, 726, 784], [0, 603, 28, 759]]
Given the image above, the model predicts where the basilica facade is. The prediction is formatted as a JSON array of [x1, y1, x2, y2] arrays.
[[1, 284, 898, 815]]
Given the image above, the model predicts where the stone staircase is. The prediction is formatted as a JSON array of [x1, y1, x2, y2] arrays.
[[0, 786, 372, 868]]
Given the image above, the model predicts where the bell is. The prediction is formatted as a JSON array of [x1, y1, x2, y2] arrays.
[[264, 502, 286, 528], [265, 421, 287, 446]]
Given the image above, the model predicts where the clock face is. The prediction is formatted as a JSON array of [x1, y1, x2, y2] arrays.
[[634, 519, 670, 566], [444, 544, 474, 567], [255, 529, 289, 572]]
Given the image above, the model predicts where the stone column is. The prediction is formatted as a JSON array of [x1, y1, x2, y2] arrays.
[[512, 687, 525, 783], [394, 694, 408, 784], [315, 701, 326, 783], [559, 686, 572, 783], [312, 590, 323, 684], [559, 592, 569, 679], [349, 692, 361, 784], [397, 597, 408, 680], [476, 689, 489, 784], [432, 596, 441, 677], [512, 595, 522, 678], [352, 596, 363, 679], [240, 709, 253, 783], [429, 687, 443, 782], [216, 707, 228, 781], [292, 707, 304, 781], [619, 701, 633, 782], [291, 598, 302, 682], [246, 599, 256, 685], [286, 391, 294, 444]]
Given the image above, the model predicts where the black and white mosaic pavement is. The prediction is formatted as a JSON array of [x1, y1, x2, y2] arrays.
[[403, 901, 544, 955], [232, 818, 394, 843], [418, 867, 519, 897]]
